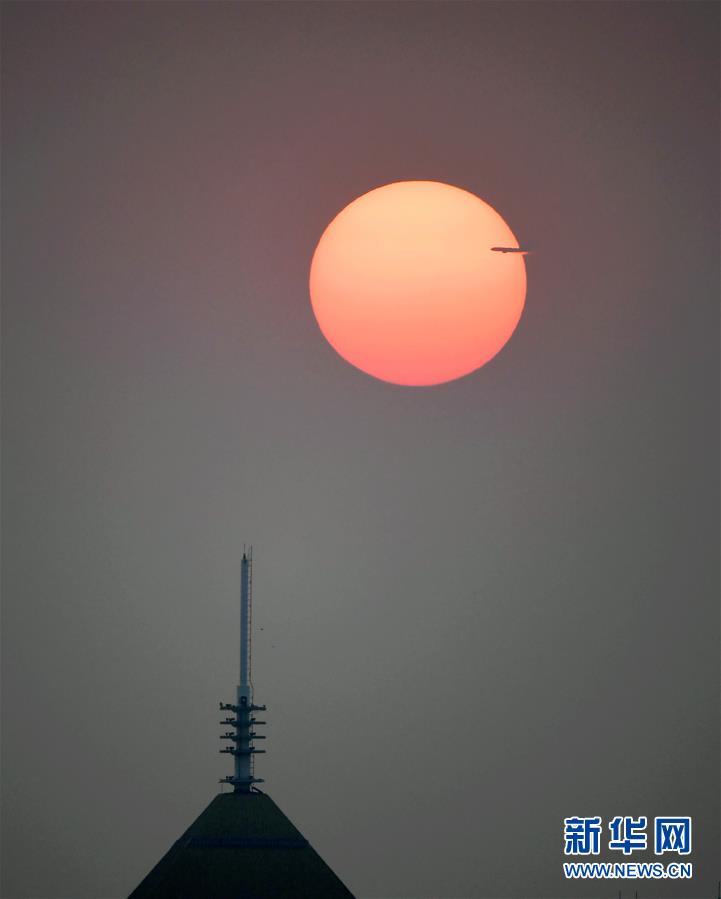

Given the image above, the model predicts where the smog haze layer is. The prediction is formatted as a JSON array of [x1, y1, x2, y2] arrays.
[[2, 2, 719, 897]]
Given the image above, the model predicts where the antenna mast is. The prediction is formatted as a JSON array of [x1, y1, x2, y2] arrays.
[[219, 549, 267, 793]]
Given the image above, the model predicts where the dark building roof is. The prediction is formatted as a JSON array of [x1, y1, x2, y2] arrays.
[[128, 792, 355, 899]]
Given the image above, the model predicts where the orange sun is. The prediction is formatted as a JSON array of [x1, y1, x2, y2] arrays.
[[309, 180, 527, 386]]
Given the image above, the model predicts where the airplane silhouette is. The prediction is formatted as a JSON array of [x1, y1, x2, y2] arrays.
[[491, 246, 532, 254]]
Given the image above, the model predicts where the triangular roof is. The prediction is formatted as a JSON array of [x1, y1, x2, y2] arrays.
[[129, 792, 355, 898]]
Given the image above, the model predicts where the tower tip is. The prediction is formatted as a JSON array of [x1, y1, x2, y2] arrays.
[[220, 549, 265, 792]]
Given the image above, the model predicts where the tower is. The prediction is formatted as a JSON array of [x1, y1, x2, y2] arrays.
[[218, 550, 266, 792], [129, 553, 355, 898]]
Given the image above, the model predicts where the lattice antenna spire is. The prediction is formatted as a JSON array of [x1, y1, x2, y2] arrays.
[[219, 549, 267, 792]]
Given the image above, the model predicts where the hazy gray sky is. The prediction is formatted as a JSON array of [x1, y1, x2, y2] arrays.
[[2, 3, 719, 898]]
